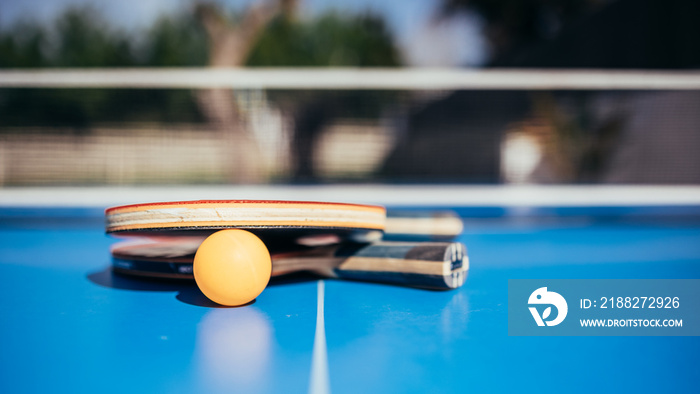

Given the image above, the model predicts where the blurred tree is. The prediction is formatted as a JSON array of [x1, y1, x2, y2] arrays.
[[144, 13, 208, 67], [0, 22, 47, 68], [248, 13, 399, 67], [192, 1, 281, 182], [440, 0, 700, 68], [428, 0, 700, 184], [52, 8, 136, 67], [191, 1, 400, 182], [0, 7, 211, 130], [439, 0, 600, 65], [0, 1, 401, 182]]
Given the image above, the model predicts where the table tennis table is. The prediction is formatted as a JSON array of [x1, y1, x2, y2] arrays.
[[1, 185, 699, 393]]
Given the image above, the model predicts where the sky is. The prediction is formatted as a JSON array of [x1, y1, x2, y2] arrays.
[[0, 0, 488, 66]]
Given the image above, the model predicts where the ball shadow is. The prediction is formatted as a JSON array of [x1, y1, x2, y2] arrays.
[[175, 287, 256, 308], [175, 273, 320, 308]]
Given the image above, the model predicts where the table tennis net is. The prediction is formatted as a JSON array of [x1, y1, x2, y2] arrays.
[[0, 68, 699, 185]]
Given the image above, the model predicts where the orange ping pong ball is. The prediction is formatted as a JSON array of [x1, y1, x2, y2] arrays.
[[193, 229, 272, 306]]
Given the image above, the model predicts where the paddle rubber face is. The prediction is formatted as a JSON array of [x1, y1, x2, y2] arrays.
[[105, 200, 386, 245]]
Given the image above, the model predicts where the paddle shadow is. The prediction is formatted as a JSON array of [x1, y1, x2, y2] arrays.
[[87, 266, 193, 292], [88, 265, 320, 308]]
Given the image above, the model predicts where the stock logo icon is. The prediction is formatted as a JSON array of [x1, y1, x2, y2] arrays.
[[528, 287, 568, 327]]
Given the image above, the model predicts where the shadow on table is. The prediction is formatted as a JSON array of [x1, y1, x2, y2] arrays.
[[86, 266, 319, 308], [88, 266, 192, 292]]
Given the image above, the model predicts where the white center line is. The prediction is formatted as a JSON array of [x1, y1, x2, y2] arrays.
[[309, 280, 331, 394]]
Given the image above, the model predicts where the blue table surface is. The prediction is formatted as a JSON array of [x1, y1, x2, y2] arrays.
[[1, 207, 699, 393]]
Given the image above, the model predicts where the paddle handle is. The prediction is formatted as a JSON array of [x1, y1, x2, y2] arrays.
[[272, 242, 469, 290]]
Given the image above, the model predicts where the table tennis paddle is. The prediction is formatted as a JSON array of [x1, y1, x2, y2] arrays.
[[111, 237, 469, 289], [106, 200, 387, 246], [383, 209, 464, 241], [105, 200, 469, 295], [106, 200, 464, 242]]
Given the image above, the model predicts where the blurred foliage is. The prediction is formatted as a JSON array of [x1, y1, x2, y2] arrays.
[[0, 5, 399, 129], [143, 12, 209, 67], [52, 9, 136, 67], [0, 7, 209, 129], [439, 0, 600, 63], [247, 12, 401, 124], [248, 13, 399, 67], [0, 21, 47, 68], [0, 7, 210, 68]]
